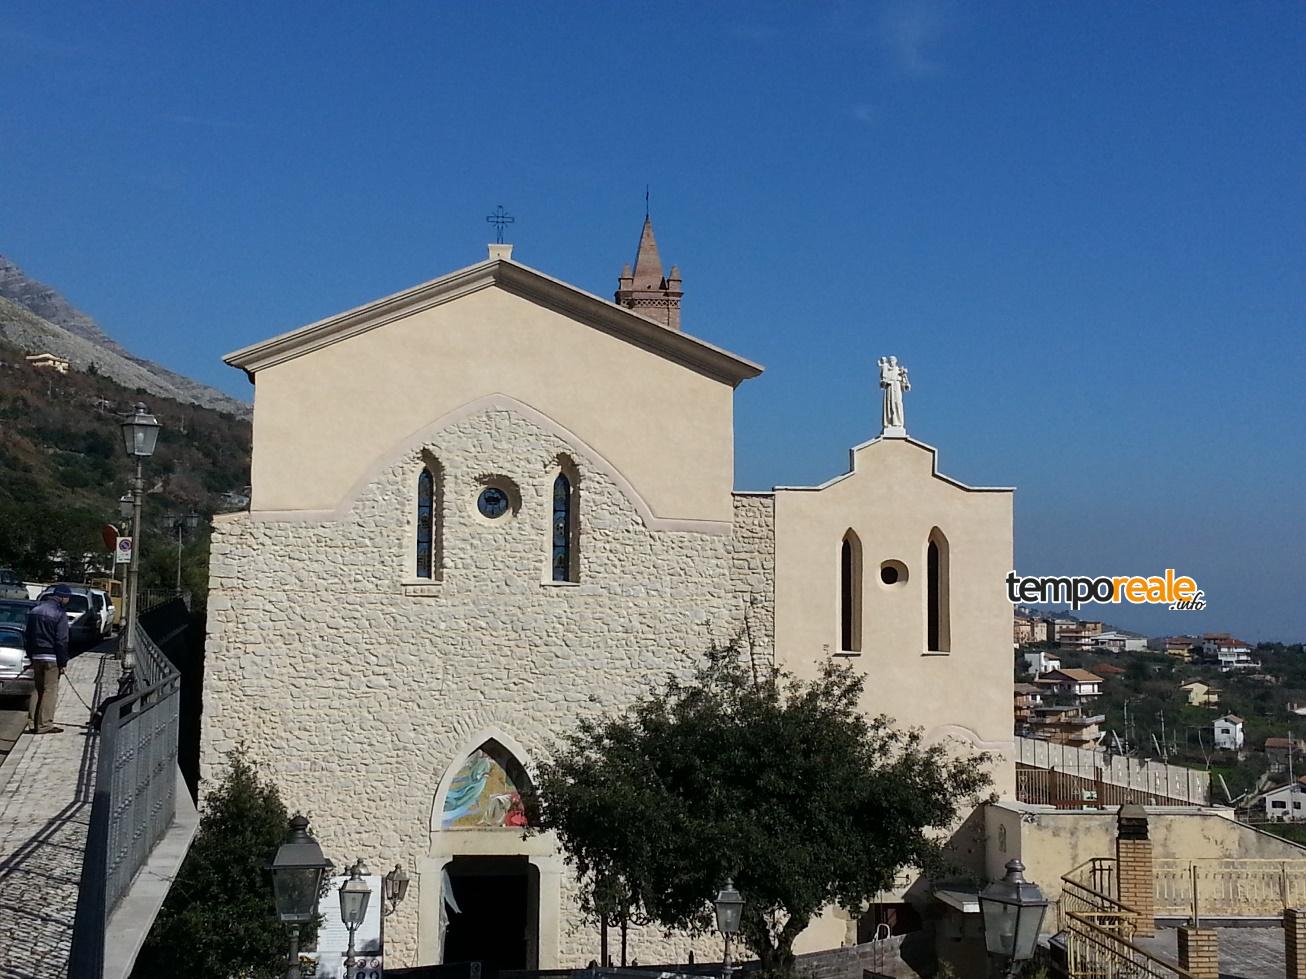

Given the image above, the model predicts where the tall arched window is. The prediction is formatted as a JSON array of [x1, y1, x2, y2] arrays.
[[927, 528, 951, 652], [416, 461, 442, 580], [840, 530, 863, 653], [552, 472, 576, 582]]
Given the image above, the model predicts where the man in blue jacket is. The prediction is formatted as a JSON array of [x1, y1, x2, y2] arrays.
[[25, 584, 71, 734]]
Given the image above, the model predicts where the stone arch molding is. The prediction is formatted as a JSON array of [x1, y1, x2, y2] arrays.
[[251, 393, 730, 535], [923, 723, 1014, 756], [428, 712, 550, 838]]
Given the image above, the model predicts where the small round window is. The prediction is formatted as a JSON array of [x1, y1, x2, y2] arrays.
[[880, 560, 908, 586], [478, 487, 511, 519]]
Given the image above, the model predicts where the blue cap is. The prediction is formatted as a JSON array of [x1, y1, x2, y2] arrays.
[[52, 584, 73, 597]]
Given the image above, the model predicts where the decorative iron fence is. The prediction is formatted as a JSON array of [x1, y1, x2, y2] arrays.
[[1063, 912, 1196, 979], [1060, 858, 1137, 938], [1153, 857, 1306, 918], [69, 620, 182, 976]]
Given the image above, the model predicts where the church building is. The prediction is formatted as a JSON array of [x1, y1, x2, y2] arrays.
[[204, 218, 1016, 970]]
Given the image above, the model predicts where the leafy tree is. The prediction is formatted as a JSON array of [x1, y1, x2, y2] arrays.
[[132, 748, 321, 978], [532, 641, 992, 976]]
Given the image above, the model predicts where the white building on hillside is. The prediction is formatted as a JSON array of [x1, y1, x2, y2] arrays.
[[1213, 714, 1244, 751]]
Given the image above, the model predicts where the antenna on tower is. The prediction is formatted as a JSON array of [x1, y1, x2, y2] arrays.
[[645, 185, 650, 218]]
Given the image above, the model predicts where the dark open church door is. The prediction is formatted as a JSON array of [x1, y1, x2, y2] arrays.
[[443, 856, 539, 972]]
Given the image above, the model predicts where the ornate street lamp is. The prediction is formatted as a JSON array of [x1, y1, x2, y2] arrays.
[[340, 860, 372, 971], [170, 510, 201, 594], [714, 879, 744, 979], [118, 403, 159, 679], [383, 863, 411, 916], [270, 814, 332, 979], [979, 859, 1048, 978]]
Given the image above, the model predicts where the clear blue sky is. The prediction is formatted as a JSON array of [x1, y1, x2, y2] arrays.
[[2, 3, 1303, 640]]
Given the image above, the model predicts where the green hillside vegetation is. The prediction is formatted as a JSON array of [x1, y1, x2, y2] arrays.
[[0, 335, 250, 598], [1026, 643, 1306, 802]]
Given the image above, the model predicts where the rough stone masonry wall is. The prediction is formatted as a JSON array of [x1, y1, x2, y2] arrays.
[[729, 493, 775, 666], [203, 406, 774, 968]]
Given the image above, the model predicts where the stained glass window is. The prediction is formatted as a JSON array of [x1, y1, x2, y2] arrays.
[[416, 468, 434, 578], [552, 473, 572, 582]]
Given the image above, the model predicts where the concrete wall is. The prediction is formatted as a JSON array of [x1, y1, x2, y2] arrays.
[[985, 801, 1306, 915], [247, 285, 736, 524], [772, 437, 1016, 795]]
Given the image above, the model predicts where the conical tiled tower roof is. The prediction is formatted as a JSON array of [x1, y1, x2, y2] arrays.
[[631, 216, 666, 289], [615, 215, 682, 330]]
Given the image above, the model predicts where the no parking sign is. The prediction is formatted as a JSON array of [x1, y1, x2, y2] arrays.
[[115, 537, 133, 564]]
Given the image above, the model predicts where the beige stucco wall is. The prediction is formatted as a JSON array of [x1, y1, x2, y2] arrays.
[[772, 438, 1016, 796], [246, 285, 735, 525], [986, 801, 1306, 924]]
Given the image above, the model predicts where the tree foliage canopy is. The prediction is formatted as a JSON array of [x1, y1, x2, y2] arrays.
[[531, 643, 992, 974], [133, 748, 319, 979]]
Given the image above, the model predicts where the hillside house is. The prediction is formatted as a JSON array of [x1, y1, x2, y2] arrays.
[[1180, 680, 1220, 708], [1148, 635, 1200, 661], [1022, 649, 1060, 678], [1213, 714, 1244, 751], [1265, 737, 1305, 774], [1258, 778, 1306, 821], [1035, 668, 1104, 705], [1090, 630, 1147, 653], [1026, 704, 1105, 747]]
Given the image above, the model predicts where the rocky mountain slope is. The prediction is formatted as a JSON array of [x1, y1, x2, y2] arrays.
[[0, 255, 249, 416]]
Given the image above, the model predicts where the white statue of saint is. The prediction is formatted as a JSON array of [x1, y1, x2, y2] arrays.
[[878, 355, 910, 434]]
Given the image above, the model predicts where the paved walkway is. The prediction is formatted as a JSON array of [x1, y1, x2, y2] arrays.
[[0, 649, 119, 979], [1137, 924, 1287, 979]]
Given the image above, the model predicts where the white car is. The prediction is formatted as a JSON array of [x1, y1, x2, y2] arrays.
[[0, 625, 27, 680], [87, 587, 113, 637]]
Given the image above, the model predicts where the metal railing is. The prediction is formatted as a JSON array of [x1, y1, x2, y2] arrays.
[[1060, 858, 1138, 938], [1016, 764, 1206, 810], [69, 620, 182, 976], [1064, 912, 1196, 979], [1154, 857, 1306, 918]]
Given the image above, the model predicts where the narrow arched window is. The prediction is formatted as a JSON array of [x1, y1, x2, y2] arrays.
[[840, 530, 862, 653], [927, 528, 951, 652], [552, 472, 574, 582], [416, 468, 435, 578]]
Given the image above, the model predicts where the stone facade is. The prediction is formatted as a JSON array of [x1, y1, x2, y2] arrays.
[[204, 406, 766, 965], [207, 233, 1017, 970]]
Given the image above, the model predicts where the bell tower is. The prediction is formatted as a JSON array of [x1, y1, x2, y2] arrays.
[[614, 216, 682, 330]]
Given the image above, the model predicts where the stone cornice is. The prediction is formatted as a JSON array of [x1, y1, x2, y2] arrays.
[[223, 257, 763, 388]]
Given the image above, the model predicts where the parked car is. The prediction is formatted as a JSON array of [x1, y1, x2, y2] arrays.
[[88, 577, 123, 629], [0, 625, 27, 680], [0, 599, 35, 628], [36, 587, 100, 647], [0, 568, 27, 601], [87, 587, 113, 637]]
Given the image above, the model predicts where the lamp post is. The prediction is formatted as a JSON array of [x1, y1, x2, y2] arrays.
[[979, 859, 1049, 978], [170, 510, 200, 594], [383, 863, 411, 916], [714, 880, 744, 979], [270, 814, 332, 979], [118, 403, 159, 680], [340, 860, 373, 972]]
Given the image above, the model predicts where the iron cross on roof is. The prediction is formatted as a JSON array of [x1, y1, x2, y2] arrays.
[[486, 204, 515, 243]]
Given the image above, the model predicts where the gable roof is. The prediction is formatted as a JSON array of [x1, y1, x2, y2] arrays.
[[1040, 668, 1104, 683], [223, 253, 763, 388]]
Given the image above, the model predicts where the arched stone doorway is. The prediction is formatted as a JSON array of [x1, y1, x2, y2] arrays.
[[418, 730, 563, 968]]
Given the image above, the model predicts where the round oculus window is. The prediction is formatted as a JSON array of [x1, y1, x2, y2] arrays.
[[477, 487, 511, 519]]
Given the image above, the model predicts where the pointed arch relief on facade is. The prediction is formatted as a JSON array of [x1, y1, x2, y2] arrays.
[[251, 393, 730, 535], [430, 726, 540, 836]]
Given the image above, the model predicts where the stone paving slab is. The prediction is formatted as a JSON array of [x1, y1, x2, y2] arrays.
[[0, 650, 119, 979], [1137, 924, 1287, 979]]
